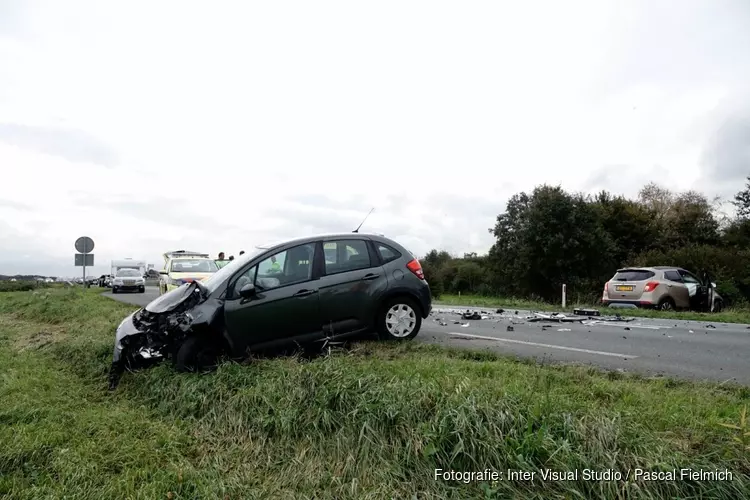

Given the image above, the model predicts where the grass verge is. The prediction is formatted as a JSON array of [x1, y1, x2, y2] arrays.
[[436, 293, 750, 325], [0, 288, 748, 498]]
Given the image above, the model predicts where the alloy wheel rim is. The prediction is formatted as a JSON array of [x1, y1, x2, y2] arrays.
[[385, 304, 416, 337]]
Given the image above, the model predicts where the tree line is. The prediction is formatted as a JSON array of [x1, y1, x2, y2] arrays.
[[421, 178, 750, 306]]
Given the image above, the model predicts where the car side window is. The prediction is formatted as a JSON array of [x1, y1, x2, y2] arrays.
[[679, 271, 701, 285], [231, 266, 258, 298], [254, 243, 315, 290], [323, 239, 371, 275], [664, 270, 682, 282], [376, 243, 401, 264]]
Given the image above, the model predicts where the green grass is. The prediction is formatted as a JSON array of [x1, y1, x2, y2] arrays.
[[0, 288, 749, 498], [436, 293, 750, 324]]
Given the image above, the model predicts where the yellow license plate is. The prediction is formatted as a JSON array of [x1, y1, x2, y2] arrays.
[[615, 285, 634, 292]]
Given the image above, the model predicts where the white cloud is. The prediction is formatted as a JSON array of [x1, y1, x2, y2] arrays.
[[1, 0, 749, 276]]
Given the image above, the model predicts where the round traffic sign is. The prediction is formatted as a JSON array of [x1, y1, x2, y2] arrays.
[[75, 236, 95, 254]]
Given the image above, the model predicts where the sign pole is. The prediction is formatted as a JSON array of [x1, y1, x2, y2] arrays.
[[83, 252, 87, 288]]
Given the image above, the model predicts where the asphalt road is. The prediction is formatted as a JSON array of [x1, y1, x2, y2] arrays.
[[103, 288, 750, 385], [101, 285, 160, 307]]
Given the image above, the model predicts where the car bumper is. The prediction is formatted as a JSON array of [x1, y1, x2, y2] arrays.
[[417, 283, 432, 318], [602, 299, 653, 308], [113, 284, 145, 291], [109, 310, 168, 389]]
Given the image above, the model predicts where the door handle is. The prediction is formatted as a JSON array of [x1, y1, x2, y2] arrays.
[[293, 289, 317, 297], [361, 274, 380, 281]]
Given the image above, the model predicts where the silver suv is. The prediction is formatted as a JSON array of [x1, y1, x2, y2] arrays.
[[602, 266, 723, 312]]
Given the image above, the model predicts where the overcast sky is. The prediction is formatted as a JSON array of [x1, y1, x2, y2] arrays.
[[1, 0, 749, 277]]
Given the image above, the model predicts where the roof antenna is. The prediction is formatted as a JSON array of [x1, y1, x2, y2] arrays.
[[353, 207, 375, 233]]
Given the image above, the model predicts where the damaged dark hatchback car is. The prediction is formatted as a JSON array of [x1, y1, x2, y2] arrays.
[[109, 233, 432, 389]]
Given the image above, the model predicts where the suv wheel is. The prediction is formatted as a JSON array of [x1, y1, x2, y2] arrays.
[[174, 336, 222, 373], [713, 300, 723, 313], [377, 297, 422, 340], [657, 297, 675, 311]]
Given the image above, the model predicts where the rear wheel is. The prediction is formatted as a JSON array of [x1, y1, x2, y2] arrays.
[[713, 300, 723, 313], [377, 297, 422, 341], [657, 297, 675, 311], [174, 335, 223, 373]]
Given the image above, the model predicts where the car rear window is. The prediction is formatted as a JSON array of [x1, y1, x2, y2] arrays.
[[612, 270, 655, 282], [376, 243, 401, 264]]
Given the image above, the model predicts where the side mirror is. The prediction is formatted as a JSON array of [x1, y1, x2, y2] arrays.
[[239, 283, 257, 299]]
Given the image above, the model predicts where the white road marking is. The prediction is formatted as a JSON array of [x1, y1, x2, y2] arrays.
[[585, 322, 669, 330], [448, 332, 638, 358]]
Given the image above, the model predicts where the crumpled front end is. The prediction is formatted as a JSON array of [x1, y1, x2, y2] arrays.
[[108, 293, 200, 390]]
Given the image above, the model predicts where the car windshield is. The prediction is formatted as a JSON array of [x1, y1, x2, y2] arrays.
[[202, 248, 265, 293], [116, 269, 141, 277], [170, 259, 219, 273]]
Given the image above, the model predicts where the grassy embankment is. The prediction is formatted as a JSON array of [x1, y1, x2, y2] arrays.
[[436, 293, 750, 325], [0, 288, 749, 498]]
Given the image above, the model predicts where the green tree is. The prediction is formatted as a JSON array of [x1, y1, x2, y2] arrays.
[[489, 185, 616, 301], [733, 176, 750, 219]]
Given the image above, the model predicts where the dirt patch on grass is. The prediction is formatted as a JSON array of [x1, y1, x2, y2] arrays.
[[0, 315, 68, 352]]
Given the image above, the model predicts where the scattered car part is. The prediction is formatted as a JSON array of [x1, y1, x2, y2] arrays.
[[462, 310, 482, 320], [573, 308, 600, 316]]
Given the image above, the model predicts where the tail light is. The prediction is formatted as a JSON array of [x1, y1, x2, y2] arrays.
[[643, 281, 659, 292], [406, 259, 425, 280], [604, 282, 608, 293]]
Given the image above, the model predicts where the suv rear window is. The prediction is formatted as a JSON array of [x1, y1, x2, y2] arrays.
[[612, 270, 655, 282]]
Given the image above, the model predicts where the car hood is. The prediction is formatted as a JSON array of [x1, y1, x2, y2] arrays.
[[167, 272, 214, 281], [145, 282, 205, 313]]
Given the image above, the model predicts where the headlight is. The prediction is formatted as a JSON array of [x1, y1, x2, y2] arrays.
[[114, 279, 123, 285]]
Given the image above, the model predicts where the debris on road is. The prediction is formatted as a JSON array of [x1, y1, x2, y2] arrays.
[[557, 328, 571, 332], [573, 308, 601, 317], [506, 325, 514, 332], [706, 324, 716, 329], [496, 308, 504, 314], [462, 310, 482, 320], [438, 321, 448, 326], [460, 323, 470, 328], [527, 312, 581, 323]]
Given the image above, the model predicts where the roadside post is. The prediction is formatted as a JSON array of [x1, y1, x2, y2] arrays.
[[74, 236, 95, 288], [562, 284, 567, 309]]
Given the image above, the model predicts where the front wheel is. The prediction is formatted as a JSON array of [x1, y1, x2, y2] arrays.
[[173, 335, 223, 373], [713, 300, 723, 313], [376, 297, 422, 341]]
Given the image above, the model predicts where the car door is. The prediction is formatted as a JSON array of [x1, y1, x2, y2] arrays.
[[662, 269, 690, 308], [223, 243, 321, 354], [316, 238, 388, 335], [679, 269, 707, 310]]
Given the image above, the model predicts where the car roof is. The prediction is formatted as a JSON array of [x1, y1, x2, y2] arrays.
[[255, 232, 390, 251], [616, 266, 686, 272]]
